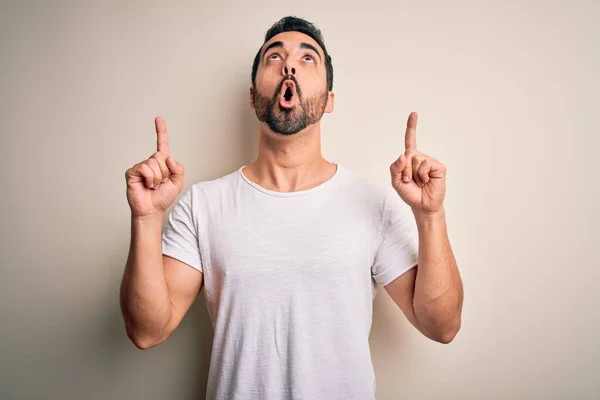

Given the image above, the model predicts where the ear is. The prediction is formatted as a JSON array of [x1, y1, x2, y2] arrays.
[[324, 91, 335, 113], [249, 86, 255, 109]]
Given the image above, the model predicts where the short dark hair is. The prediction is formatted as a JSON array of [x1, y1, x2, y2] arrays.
[[251, 16, 334, 91]]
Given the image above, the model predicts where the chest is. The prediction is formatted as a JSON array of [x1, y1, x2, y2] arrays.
[[203, 201, 380, 288]]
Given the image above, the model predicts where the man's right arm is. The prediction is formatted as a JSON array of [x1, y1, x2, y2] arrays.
[[121, 116, 202, 349], [120, 213, 204, 350]]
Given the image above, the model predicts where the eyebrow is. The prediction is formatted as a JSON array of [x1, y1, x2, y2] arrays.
[[262, 41, 323, 62], [299, 42, 322, 61], [262, 41, 283, 58]]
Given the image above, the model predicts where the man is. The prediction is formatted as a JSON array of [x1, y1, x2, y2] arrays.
[[121, 16, 463, 400]]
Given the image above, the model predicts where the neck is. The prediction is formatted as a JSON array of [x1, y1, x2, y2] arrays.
[[244, 122, 336, 192]]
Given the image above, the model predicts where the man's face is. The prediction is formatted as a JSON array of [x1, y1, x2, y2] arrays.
[[251, 31, 334, 136]]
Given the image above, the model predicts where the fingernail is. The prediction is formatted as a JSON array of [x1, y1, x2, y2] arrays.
[[403, 175, 410, 182]]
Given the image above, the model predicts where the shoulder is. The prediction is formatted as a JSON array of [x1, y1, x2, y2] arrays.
[[336, 164, 395, 206], [175, 167, 242, 208], [189, 167, 241, 194], [336, 165, 412, 223]]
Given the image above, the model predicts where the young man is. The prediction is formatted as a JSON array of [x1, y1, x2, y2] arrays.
[[121, 16, 463, 400]]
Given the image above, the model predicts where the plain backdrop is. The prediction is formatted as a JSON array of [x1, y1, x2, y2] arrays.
[[1, 1, 598, 399]]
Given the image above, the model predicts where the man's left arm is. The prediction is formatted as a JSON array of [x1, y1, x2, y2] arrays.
[[384, 111, 463, 344], [385, 207, 463, 343]]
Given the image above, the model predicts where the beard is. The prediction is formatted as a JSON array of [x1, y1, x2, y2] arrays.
[[253, 76, 329, 136]]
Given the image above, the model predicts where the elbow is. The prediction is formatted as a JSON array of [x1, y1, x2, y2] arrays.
[[126, 329, 154, 350], [125, 324, 165, 350], [434, 329, 459, 344], [130, 335, 156, 351], [430, 320, 461, 344], [121, 306, 172, 350]]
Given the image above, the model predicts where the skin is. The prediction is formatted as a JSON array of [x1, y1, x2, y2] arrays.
[[245, 31, 336, 191], [387, 112, 463, 343], [120, 30, 463, 350], [121, 118, 201, 350]]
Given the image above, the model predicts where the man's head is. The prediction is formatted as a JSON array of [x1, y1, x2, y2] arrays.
[[250, 16, 335, 136]]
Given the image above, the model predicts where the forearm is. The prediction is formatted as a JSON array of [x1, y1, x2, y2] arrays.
[[412, 207, 463, 341], [120, 214, 173, 347]]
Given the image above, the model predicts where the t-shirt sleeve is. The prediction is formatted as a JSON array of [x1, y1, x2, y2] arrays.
[[371, 186, 419, 286], [161, 187, 203, 272]]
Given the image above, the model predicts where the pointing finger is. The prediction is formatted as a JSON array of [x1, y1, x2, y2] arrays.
[[155, 116, 169, 155], [404, 111, 418, 151]]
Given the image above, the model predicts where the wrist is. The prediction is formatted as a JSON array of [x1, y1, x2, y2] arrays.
[[412, 206, 446, 224], [131, 212, 164, 225]]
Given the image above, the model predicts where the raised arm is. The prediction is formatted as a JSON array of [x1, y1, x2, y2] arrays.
[[387, 112, 463, 343], [120, 117, 203, 350]]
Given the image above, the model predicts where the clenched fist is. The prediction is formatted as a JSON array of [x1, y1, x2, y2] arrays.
[[125, 117, 184, 218]]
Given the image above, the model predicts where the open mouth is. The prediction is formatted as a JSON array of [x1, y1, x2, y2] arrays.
[[279, 80, 297, 108], [284, 86, 293, 101]]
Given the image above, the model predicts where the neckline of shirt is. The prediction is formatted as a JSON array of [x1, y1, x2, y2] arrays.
[[238, 163, 342, 197]]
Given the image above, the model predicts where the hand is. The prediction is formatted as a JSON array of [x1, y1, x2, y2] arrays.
[[125, 117, 185, 219], [390, 112, 447, 215]]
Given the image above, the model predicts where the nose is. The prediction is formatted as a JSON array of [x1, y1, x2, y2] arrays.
[[282, 60, 296, 77]]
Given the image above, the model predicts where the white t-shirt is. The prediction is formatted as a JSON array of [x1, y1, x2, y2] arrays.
[[162, 164, 419, 400]]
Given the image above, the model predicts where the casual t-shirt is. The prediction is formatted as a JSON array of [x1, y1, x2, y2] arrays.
[[161, 163, 419, 400]]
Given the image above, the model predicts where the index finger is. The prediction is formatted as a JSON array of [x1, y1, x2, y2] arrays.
[[404, 111, 418, 151], [155, 116, 169, 155]]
